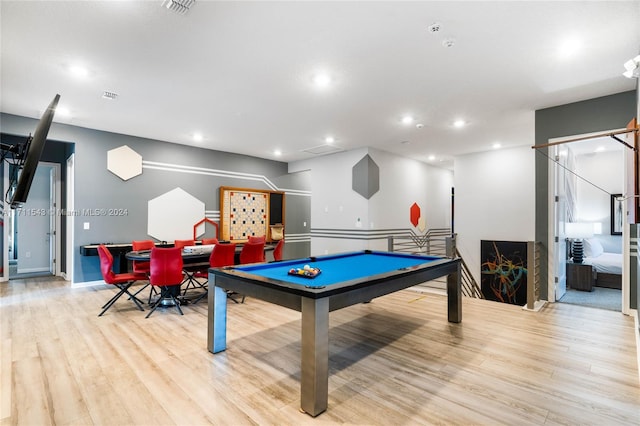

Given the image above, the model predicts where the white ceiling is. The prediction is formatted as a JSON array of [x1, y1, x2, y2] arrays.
[[1, 1, 639, 168]]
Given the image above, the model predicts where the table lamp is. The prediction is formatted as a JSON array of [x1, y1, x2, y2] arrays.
[[566, 222, 594, 264]]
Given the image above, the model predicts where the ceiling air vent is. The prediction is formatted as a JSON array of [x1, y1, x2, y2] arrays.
[[102, 91, 118, 100], [162, 0, 196, 15], [302, 144, 344, 155]]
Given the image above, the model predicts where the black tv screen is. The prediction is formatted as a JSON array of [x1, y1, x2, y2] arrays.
[[10, 94, 60, 209]]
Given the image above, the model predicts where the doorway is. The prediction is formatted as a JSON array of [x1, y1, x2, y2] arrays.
[[548, 131, 627, 312], [8, 162, 60, 279]]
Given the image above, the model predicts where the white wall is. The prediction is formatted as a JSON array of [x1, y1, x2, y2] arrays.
[[290, 148, 453, 256], [575, 150, 623, 253], [368, 149, 453, 232], [454, 146, 535, 284]]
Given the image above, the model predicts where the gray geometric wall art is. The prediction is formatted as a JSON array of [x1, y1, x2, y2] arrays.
[[352, 154, 380, 199], [148, 187, 205, 242], [107, 145, 142, 181]]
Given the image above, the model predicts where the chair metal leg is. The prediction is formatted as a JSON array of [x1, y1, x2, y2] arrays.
[[132, 281, 149, 298], [100, 289, 127, 315], [145, 298, 163, 318], [148, 285, 158, 304], [227, 291, 245, 304], [99, 282, 144, 316], [145, 286, 183, 318], [122, 286, 145, 311]]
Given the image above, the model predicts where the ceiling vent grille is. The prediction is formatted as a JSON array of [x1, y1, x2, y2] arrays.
[[162, 0, 196, 15], [102, 91, 118, 100], [302, 144, 344, 155]]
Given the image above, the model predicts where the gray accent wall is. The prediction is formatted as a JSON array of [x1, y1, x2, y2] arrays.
[[534, 90, 637, 307], [1, 113, 311, 284]]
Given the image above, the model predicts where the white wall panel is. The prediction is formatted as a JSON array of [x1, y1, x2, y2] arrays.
[[455, 146, 535, 284]]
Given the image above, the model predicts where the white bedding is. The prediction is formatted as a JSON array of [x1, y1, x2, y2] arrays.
[[586, 253, 622, 275]]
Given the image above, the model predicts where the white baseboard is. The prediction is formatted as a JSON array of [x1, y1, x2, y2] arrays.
[[16, 267, 50, 274], [71, 279, 104, 289]]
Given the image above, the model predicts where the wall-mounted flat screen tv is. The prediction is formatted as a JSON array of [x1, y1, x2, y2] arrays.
[[9, 94, 60, 209]]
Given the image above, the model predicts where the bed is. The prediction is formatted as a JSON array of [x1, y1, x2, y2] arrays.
[[583, 238, 622, 289]]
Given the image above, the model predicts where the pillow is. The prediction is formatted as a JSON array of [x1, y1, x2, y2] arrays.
[[583, 238, 604, 258]]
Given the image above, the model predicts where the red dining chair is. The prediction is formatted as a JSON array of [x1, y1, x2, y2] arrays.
[[97, 245, 147, 316], [131, 239, 156, 302], [239, 241, 266, 264], [248, 235, 266, 244], [273, 239, 284, 261], [174, 239, 195, 249], [146, 247, 185, 318], [131, 239, 155, 274], [246, 235, 266, 261], [173, 239, 204, 293], [201, 237, 219, 245], [192, 243, 237, 303]]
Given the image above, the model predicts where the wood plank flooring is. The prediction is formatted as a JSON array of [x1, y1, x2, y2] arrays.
[[1, 276, 638, 425]]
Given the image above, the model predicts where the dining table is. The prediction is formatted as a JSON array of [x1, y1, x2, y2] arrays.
[[125, 242, 274, 304]]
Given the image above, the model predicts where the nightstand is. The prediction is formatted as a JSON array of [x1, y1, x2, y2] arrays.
[[566, 261, 596, 292]]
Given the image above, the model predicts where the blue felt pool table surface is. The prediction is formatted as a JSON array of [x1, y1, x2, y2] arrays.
[[231, 250, 444, 288]]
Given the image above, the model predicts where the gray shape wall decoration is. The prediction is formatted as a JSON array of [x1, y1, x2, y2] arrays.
[[352, 154, 379, 199]]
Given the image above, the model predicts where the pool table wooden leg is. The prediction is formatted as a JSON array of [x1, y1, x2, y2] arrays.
[[300, 297, 329, 417], [207, 275, 228, 353], [447, 264, 462, 323]]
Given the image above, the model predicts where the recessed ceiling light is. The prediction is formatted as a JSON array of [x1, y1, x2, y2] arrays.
[[401, 115, 414, 125], [55, 106, 70, 117], [427, 22, 442, 34], [492, 143, 501, 149], [325, 136, 335, 144], [274, 149, 282, 156], [428, 155, 436, 161], [442, 38, 456, 48], [69, 65, 88, 77], [453, 119, 466, 128], [557, 38, 581, 58], [313, 73, 332, 88], [193, 133, 203, 142]]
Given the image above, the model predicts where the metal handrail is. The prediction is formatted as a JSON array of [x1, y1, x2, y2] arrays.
[[388, 231, 483, 299]]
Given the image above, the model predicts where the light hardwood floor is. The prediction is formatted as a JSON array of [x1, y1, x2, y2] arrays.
[[1, 276, 638, 425]]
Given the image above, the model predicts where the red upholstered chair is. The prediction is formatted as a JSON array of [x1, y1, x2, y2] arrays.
[[273, 239, 284, 261], [192, 243, 237, 303], [201, 238, 219, 245], [97, 245, 147, 316], [209, 243, 237, 268], [246, 236, 266, 261], [174, 239, 195, 249], [131, 239, 156, 302], [239, 241, 266, 264], [131, 239, 155, 274], [146, 247, 185, 318], [173, 239, 198, 288]]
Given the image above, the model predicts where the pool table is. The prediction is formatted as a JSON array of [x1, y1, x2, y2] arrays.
[[207, 250, 461, 417]]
